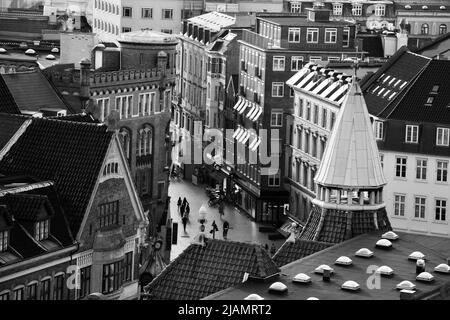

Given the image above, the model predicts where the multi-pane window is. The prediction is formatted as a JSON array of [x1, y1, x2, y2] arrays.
[[313, 105, 319, 124], [375, 5, 385, 16], [325, 28, 337, 43], [138, 93, 153, 115], [13, 287, 24, 300], [437, 160, 448, 182], [122, 7, 132, 17], [273, 56, 285, 71], [306, 28, 319, 43], [137, 125, 153, 156], [162, 9, 173, 19], [322, 108, 327, 128], [53, 274, 64, 300], [379, 153, 384, 168], [98, 201, 119, 228], [343, 27, 350, 47], [436, 127, 450, 146], [79, 266, 91, 299], [309, 56, 322, 63], [116, 95, 133, 119], [288, 28, 300, 42], [123, 252, 133, 282], [331, 112, 336, 129], [395, 156, 407, 178], [271, 82, 284, 97], [394, 194, 406, 216], [291, 56, 303, 71], [414, 197, 426, 219], [290, 3, 301, 13], [405, 125, 419, 143], [0, 230, 8, 252], [41, 278, 51, 300], [122, 27, 131, 33], [352, 4, 362, 16], [0, 291, 9, 300], [439, 24, 447, 35], [268, 172, 280, 186], [333, 3, 343, 15], [416, 159, 427, 180], [35, 220, 49, 241], [142, 8, 152, 18], [374, 121, 383, 140], [97, 98, 110, 121], [102, 261, 122, 294], [421, 23, 429, 35], [271, 112, 283, 127], [27, 283, 37, 300], [435, 199, 447, 221]]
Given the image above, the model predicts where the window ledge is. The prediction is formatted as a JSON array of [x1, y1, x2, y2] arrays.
[[411, 218, 427, 222], [393, 177, 407, 181], [391, 215, 407, 220], [435, 181, 449, 185], [415, 179, 428, 184], [432, 220, 448, 225]]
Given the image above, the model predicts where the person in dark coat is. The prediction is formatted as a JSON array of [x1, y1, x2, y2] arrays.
[[222, 220, 230, 240], [180, 202, 185, 217], [182, 215, 188, 233], [210, 220, 219, 239], [177, 197, 182, 213], [182, 197, 188, 207], [218, 201, 225, 216], [185, 204, 190, 220]]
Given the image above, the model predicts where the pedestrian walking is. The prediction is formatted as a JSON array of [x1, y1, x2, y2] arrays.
[[210, 220, 219, 239], [182, 214, 188, 233], [180, 202, 185, 217], [270, 243, 276, 256], [218, 201, 225, 216], [185, 204, 190, 220], [223, 220, 230, 240], [177, 197, 182, 213], [182, 197, 188, 207], [264, 243, 269, 252]]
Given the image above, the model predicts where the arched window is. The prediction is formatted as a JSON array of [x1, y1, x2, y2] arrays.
[[137, 125, 153, 156], [421, 23, 429, 35], [439, 24, 447, 35], [119, 127, 131, 160]]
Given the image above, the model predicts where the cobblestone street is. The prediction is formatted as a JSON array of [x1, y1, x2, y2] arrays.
[[168, 179, 284, 261]]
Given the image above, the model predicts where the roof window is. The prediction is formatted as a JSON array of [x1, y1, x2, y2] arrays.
[[314, 264, 334, 274], [377, 88, 385, 96], [376, 239, 392, 248], [51, 48, 59, 53], [268, 282, 288, 294], [376, 265, 394, 276], [244, 294, 264, 300], [46, 54, 56, 60], [341, 280, 360, 291], [25, 49, 36, 55], [416, 272, 434, 282], [408, 251, 425, 260], [405, 5, 411, 9], [306, 297, 319, 300], [426, 97, 434, 104], [434, 263, 450, 273], [335, 256, 352, 266], [399, 81, 408, 89], [396, 280, 416, 290], [431, 85, 440, 93], [355, 248, 373, 258], [0, 48, 6, 54], [422, 5, 428, 10], [293, 273, 311, 284], [382, 231, 399, 240]]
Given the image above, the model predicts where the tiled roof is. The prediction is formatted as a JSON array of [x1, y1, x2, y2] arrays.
[[273, 239, 333, 267], [48, 113, 99, 123], [0, 74, 20, 114], [0, 114, 28, 149], [1, 69, 75, 114], [188, 12, 236, 32], [317, 210, 348, 243], [0, 193, 54, 221], [0, 114, 112, 236], [145, 239, 280, 300]]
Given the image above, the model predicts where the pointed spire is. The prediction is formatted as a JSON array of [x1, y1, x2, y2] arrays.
[[314, 78, 386, 189]]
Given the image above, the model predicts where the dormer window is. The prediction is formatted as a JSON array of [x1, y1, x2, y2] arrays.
[[352, 4, 362, 16], [405, 125, 419, 143], [35, 220, 50, 241], [0, 230, 9, 252], [333, 3, 343, 16], [431, 85, 440, 94]]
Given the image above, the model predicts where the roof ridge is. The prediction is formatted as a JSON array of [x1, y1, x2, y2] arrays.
[[32, 116, 107, 128]]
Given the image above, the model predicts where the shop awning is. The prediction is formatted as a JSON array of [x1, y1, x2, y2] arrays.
[[248, 105, 263, 121], [232, 127, 243, 138], [233, 97, 244, 110], [237, 99, 249, 114]]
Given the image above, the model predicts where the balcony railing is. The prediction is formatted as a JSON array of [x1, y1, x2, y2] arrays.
[[241, 29, 272, 49]]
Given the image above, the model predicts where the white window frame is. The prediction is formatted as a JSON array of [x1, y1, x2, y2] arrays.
[[290, 2, 301, 13], [288, 28, 300, 43], [271, 82, 284, 97], [0, 230, 8, 252], [352, 4, 362, 16], [309, 56, 322, 63], [435, 198, 447, 221], [436, 127, 450, 146], [306, 28, 319, 43], [324, 28, 337, 43], [142, 8, 152, 18], [343, 27, 350, 47], [416, 158, 427, 180], [414, 196, 426, 219], [291, 56, 304, 71], [268, 171, 280, 186], [394, 194, 406, 216], [97, 97, 110, 122], [437, 160, 448, 183], [405, 125, 419, 143], [123, 6, 132, 17], [395, 156, 407, 178], [374, 121, 383, 140], [273, 56, 285, 71], [333, 3, 343, 15], [162, 9, 173, 20], [271, 111, 283, 127], [116, 95, 133, 119], [375, 4, 385, 16]]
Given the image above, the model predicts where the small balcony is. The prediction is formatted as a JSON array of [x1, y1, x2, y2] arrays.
[[242, 29, 271, 49]]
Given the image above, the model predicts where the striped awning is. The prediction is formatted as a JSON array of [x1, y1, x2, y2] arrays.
[[237, 99, 249, 114], [248, 105, 263, 121], [249, 136, 262, 151], [232, 127, 243, 138], [233, 97, 245, 110]]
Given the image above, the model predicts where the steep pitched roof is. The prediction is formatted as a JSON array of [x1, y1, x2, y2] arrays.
[[0, 114, 113, 236], [0, 114, 28, 150], [273, 239, 333, 267], [0, 193, 54, 221], [48, 113, 99, 123], [145, 239, 280, 300], [314, 79, 387, 189], [0, 74, 20, 114]]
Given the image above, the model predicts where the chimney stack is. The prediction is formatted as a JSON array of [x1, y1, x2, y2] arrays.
[[323, 269, 331, 282], [400, 289, 416, 300], [79, 58, 91, 112]]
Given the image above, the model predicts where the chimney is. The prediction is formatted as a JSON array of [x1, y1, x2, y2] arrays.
[[400, 289, 416, 300], [182, 20, 188, 34], [79, 58, 91, 112], [323, 269, 331, 282]]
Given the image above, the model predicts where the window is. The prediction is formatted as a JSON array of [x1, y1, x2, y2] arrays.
[[343, 27, 350, 47], [142, 8, 152, 18], [162, 9, 173, 19], [123, 252, 133, 282], [102, 261, 122, 294], [306, 28, 319, 43], [97, 98, 110, 121], [395, 156, 407, 178], [271, 112, 283, 127], [439, 24, 447, 35], [306, 101, 311, 120], [0, 230, 8, 252], [322, 108, 327, 128], [116, 95, 133, 119], [325, 28, 337, 43], [291, 56, 303, 71], [352, 4, 362, 16], [123, 6, 132, 17], [273, 56, 285, 71], [426, 96, 434, 104], [421, 23, 429, 35], [380, 153, 384, 168], [333, 3, 343, 15], [330, 112, 336, 129], [415, 197, 426, 219], [268, 171, 280, 186], [27, 283, 37, 300], [435, 199, 447, 221], [53, 274, 64, 300], [272, 82, 284, 97], [290, 3, 301, 13], [13, 287, 24, 300], [35, 220, 49, 241], [394, 194, 406, 216], [437, 160, 448, 182], [0, 291, 9, 300], [405, 125, 419, 143], [436, 127, 450, 146], [157, 181, 165, 199], [416, 159, 427, 180], [98, 201, 119, 228], [122, 27, 131, 33], [288, 28, 300, 42], [161, 29, 172, 34], [309, 56, 322, 63], [41, 278, 51, 300], [374, 121, 383, 140], [79, 266, 91, 299], [138, 93, 151, 115], [313, 104, 318, 124], [375, 5, 385, 16]]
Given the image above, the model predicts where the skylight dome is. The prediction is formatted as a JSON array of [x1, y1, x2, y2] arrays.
[[396, 280, 416, 290], [25, 49, 36, 55], [341, 280, 360, 291], [405, 5, 411, 9], [335, 256, 352, 266], [355, 248, 373, 258], [244, 294, 264, 300], [416, 272, 434, 282], [314, 264, 334, 274], [268, 282, 288, 294], [440, 6, 446, 10], [376, 239, 392, 248], [0, 48, 6, 54], [293, 273, 311, 283], [376, 265, 394, 276], [382, 231, 399, 240], [408, 251, 425, 260], [51, 47, 59, 53], [307, 297, 319, 300], [46, 54, 56, 60], [434, 263, 450, 274], [422, 5, 428, 10]]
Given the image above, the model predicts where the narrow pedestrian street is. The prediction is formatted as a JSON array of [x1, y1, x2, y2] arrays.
[[168, 179, 284, 261]]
